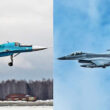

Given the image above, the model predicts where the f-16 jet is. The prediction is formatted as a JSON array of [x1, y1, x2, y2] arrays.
[[0, 42, 47, 66], [58, 51, 110, 68]]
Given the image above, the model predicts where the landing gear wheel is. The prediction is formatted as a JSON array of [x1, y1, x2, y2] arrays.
[[8, 55, 14, 66], [8, 62, 13, 66]]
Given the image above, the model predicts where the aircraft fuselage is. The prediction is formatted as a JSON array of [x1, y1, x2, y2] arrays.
[[0, 42, 47, 66], [58, 53, 110, 60], [0, 42, 46, 57], [58, 52, 110, 68]]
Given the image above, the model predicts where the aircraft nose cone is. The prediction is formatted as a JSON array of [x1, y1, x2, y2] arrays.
[[58, 56, 66, 60], [32, 46, 47, 51]]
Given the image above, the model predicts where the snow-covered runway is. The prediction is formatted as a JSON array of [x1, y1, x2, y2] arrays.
[[0, 106, 53, 110]]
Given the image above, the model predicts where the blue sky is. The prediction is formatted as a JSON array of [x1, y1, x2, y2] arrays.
[[54, 0, 110, 110]]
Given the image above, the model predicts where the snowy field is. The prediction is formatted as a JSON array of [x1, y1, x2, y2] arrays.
[[0, 100, 53, 106], [0, 106, 53, 110]]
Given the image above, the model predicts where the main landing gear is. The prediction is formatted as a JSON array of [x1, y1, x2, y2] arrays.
[[8, 55, 13, 66]]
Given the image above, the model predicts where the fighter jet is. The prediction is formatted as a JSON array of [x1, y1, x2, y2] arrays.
[[58, 51, 110, 68], [0, 42, 47, 66]]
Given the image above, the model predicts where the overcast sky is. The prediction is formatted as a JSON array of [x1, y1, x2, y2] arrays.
[[54, 0, 110, 110], [0, 0, 53, 81]]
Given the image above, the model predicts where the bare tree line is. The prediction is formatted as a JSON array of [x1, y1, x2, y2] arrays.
[[0, 79, 53, 100]]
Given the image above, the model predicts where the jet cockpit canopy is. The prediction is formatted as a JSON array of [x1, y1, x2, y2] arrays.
[[15, 42, 20, 46], [15, 42, 32, 47], [71, 51, 85, 56]]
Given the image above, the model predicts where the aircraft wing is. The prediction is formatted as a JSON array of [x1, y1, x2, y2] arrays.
[[78, 59, 110, 68], [91, 59, 110, 65]]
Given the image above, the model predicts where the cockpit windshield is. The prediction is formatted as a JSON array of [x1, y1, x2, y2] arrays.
[[15, 42, 20, 46], [71, 52, 84, 56], [15, 42, 32, 47]]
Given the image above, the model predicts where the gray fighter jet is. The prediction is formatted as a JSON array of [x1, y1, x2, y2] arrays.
[[58, 51, 110, 68]]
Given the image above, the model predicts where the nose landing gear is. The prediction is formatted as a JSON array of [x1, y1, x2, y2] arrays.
[[8, 53, 20, 66], [8, 55, 13, 66]]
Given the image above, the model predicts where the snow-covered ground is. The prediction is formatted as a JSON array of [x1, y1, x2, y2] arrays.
[[0, 100, 53, 106], [0, 106, 53, 110], [0, 100, 53, 103]]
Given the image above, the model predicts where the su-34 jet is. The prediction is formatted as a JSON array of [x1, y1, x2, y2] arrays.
[[0, 42, 47, 66], [58, 51, 110, 68]]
